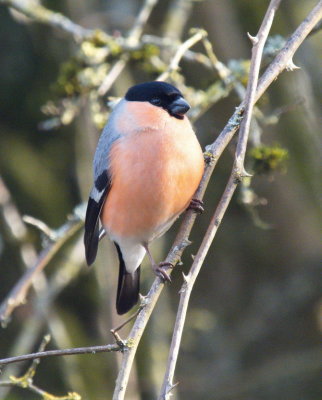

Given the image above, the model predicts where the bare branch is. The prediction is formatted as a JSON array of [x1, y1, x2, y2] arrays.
[[0, 0, 94, 41], [0, 208, 84, 324], [0, 342, 120, 367], [157, 29, 208, 81], [0, 176, 38, 267], [235, 0, 282, 175], [97, 58, 128, 97], [0, 335, 82, 399], [23, 215, 57, 240], [159, 2, 282, 395], [127, 0, 159, 45], [255, 0, 322, 102], [112, 2, 321, 399]]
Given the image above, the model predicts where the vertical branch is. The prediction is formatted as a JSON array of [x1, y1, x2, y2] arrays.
[[159, 1, 306, 397], [128, 0, 159, 44], [235, 0, 282, 174]]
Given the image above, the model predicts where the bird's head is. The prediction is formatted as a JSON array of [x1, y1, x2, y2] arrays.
[[125, 81, 190, 120]]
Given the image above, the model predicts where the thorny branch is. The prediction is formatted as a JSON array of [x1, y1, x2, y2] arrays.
[[159, 0, 282, 397], [112, 2, 322, 399]]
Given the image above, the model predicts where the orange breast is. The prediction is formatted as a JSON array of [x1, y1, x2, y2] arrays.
[[101, 105, 204, 241]]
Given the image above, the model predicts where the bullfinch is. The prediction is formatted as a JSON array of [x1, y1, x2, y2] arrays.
[[84, 81, 204, 314]]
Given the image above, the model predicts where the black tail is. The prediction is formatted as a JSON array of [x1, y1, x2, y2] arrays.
[[114, 243, 140, 315]]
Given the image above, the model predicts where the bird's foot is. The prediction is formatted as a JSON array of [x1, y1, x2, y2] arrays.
[[153, 262, 173, 283], [188, 198, 204, 214]]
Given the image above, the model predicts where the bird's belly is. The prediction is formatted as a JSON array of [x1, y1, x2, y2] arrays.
[[101, 128, 204, 242]]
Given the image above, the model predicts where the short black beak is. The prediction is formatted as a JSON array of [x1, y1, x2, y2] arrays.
[[169, 97, 190, 118]]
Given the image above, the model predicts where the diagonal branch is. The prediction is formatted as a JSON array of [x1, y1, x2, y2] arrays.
[[0, 0, 94, 41], [157, 29, 208, 81], [112, 2, 322, 399], [159, 0, 282, 397], [0, 210, 83, 324]]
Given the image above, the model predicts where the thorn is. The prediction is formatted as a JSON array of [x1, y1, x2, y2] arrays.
[[241, 168, 253, 178], [286, 58, 300, 71], [166, 381, 180, 395], [179, 238, 192, 251], [179, 272, 189, 294], [234, 166, 253, 183], [139, 294, 149, 307], [247, 32, 259, 45], [182, 272, 189, 284]]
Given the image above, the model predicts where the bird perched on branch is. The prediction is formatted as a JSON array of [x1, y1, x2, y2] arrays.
[[84, 81, 204, 314]]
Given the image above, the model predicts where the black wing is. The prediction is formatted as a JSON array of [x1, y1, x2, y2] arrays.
[[84, 172, 111, 266]]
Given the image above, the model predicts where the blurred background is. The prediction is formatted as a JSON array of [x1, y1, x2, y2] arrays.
[[0, 0, 321, 399]]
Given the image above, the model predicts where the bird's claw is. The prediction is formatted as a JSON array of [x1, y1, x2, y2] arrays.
[[188, 198, 204, 214], [153, 262, 173, 283]]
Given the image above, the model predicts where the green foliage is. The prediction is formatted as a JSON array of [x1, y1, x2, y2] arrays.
[[130, 44, 165, 74], [89, 30, 122, 56], [52, 58, 85, 97], [130, 44, 160, 61], [249, 144, 289, 174]]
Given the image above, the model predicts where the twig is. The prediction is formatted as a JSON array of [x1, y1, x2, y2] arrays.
[[23, 215, 57, 240], [26, 333, 51, 374], [0, 236, 91, 399], [0, 211, 83, 324], [0, 0, 94, 41], [98, 57, 129, 96], [162, 0, 194, 40], [157, 29, 207, 81], [127, 0, 158, 45], [0, 178, 88, 396], [159, 1, 282, 397], [98, 0, 158, 96], [255, 0, 322, 99], [111, 306, 143, 335], [112, 2, 321, 399], [0, 334, 82, 399], [141, 34, 215, 69], [0, 176, 37, 266], [236, 1, 282, 174], [0, 343, 120, 367]]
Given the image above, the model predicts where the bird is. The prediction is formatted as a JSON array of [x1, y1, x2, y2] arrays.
[[84, 81, 204, 315]]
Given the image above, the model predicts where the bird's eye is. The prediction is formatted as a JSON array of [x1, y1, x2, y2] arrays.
[[150, 98, 162, 106]]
